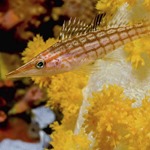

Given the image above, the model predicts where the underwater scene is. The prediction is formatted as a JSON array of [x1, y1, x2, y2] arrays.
[[0, 0, 150, 149]]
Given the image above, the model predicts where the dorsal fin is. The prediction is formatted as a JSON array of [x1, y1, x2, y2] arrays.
[[90, 13, 106, 31], [59, 14, 105, 41]]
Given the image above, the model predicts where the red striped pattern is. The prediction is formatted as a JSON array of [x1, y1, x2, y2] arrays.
[[41, 22, 149, 69]]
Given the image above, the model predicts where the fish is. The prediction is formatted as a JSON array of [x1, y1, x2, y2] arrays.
[[6, 13, 150, 78]]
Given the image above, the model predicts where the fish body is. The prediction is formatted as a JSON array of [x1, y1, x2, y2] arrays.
[[6, 16, 150, 78]]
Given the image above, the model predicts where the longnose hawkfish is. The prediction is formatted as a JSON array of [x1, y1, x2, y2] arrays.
[[7, 14, 150, 78]]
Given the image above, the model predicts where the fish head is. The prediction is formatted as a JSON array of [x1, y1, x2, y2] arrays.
[[6, 56, 46, 78], [6, 52, 72, 78]]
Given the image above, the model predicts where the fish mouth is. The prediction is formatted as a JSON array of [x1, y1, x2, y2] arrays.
[[6, 69, 21, 78], [6, 63, 34, 78], [6, 69, 27, 78]]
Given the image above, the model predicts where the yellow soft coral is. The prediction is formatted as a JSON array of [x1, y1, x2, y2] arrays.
[[124, 37, 150, 68], [50, 122, 90, 150], [83, 85, 150, 149], [46, 72, 88, 130], [0, 53, 9, 80], [143, 0, 150, 10]]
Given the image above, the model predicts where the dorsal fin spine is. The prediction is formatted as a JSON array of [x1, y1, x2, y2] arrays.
[[59, 14, 105, 41]]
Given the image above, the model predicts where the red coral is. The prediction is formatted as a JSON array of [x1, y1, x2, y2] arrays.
[[0, 9, 21, 30], [0, 111, 7, 123], [0, 97, 6, 107], [0, 117, 40, 142]]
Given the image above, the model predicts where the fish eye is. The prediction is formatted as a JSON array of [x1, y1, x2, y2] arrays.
[[36, 60, 45, 69]]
